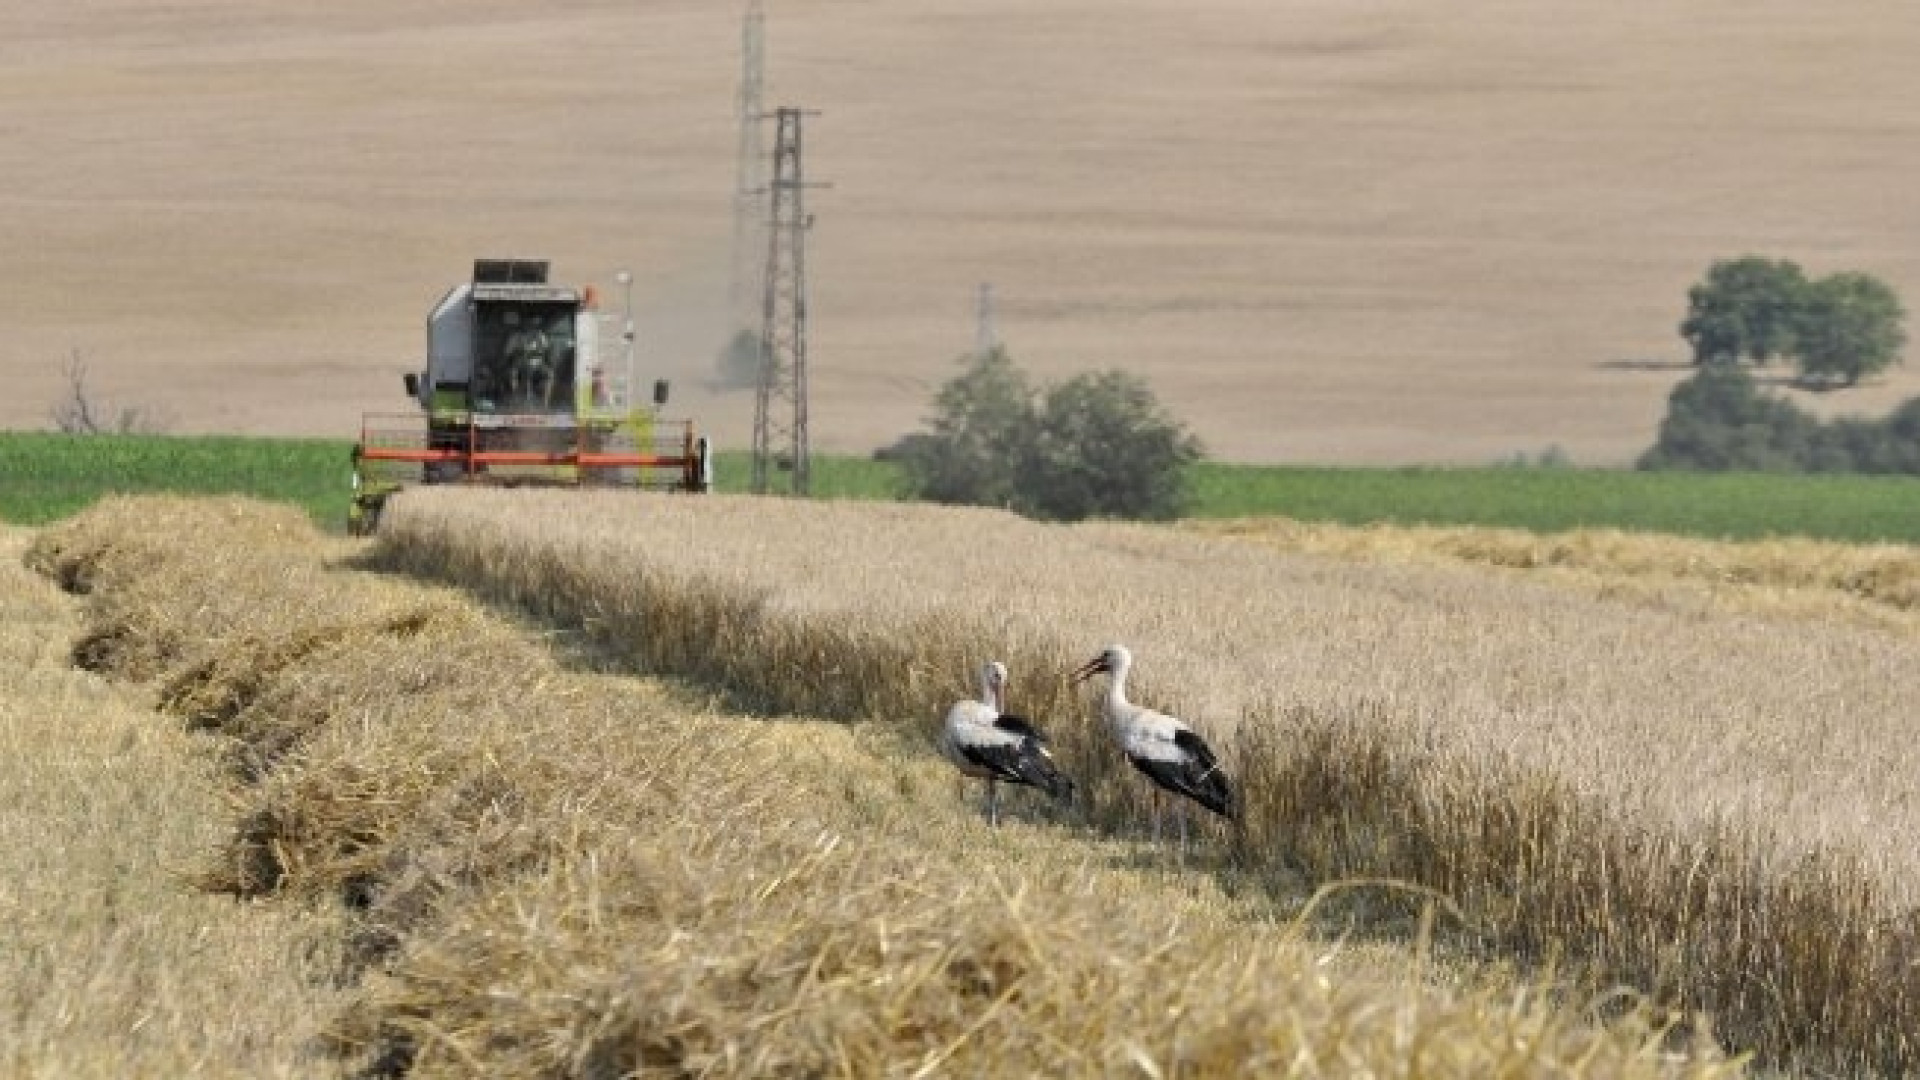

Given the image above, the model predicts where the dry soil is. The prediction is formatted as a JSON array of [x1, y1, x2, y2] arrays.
[[4, 1, 1918, 465]]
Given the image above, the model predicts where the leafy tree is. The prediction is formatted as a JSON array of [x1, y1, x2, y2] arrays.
[[898, 350, 1202, 520], [1679, 257, 1808, 365], [1793, 272, 1907, 388], [1677, 257, 1907, 388], [900, 348, 1037, 509], [1024, 370, 1204, 521]]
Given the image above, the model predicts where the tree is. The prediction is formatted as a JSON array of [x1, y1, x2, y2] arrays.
[[1677, 257, 1907, 389], [899, 348, 1037, 509], [897, 350, 1203, 521], [1793, 272, 1906, 388], [1024, 371, 1204, 521], [48, 351, 169, 435], [1679, 257, 1808, 366]]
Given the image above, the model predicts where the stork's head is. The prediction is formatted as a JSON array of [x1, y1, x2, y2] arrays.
[[981, 660, 1009, 709], [1070, 644, 1130, 684]]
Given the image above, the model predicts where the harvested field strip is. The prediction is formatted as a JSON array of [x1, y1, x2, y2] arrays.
[[367, 486, 1920, 1074], [22, 496, 1739, 1078], [0, 524, 347, 1078], [1189, 517, 1920, 631]]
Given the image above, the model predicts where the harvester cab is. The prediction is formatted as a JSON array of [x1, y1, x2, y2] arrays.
[[350, 259, 712, 534]]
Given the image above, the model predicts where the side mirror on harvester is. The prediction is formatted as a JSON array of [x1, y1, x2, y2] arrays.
[[403, 372, 420, 398], [653, 379, 671, 406]]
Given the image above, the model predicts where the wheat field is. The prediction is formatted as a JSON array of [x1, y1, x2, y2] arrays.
[[4, 495, 1755, 1077], [379, 488, 1920, 872], [357, 485, 1920, 1073]]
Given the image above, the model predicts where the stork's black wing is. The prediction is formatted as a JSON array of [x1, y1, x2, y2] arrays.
[[1130, 729, 1234, 819], [993, 713, 1048, 742], [1173, 728, 1217, 768], [957, 719, 1074, 802]]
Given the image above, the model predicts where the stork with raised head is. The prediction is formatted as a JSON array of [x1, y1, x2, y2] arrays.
[[1070, 644, 1235, 844], [941, 660, 1075, 825]]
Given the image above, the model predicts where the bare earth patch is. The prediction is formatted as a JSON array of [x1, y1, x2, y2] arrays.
[[3, 1, 1918, 463]]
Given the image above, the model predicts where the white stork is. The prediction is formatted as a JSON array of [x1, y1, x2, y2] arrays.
[[941, 660, 1075, 825], [1070, 643, 1235, 844]]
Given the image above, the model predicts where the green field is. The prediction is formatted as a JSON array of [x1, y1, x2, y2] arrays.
[[707, 450, 909, 502], [7, 432, 1920, 543], [1185, 461, 1920, 543], [0, 432, 350, 527], [713, 453, 1920, 543]]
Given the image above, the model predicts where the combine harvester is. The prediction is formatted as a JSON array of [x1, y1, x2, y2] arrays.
[[350, 259, 712, 533]]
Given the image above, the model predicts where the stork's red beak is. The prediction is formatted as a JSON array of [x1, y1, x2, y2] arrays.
[[1069, 655, 1107, 684]]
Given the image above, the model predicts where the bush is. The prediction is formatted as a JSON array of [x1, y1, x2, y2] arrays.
[[897, 349, 1036, 509], [1024, 371, 1204, 521], [1639, 366, 1817, 471], [899, 351, 1202, 521], [1492, 445, 1574, 470], [1640, 365, 1920, 473]]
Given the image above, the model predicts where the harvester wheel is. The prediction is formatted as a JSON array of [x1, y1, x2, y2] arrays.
[[348, 493, 387, 537]]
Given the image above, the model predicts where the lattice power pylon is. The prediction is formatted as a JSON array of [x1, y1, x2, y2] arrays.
[[975, 282, 999, 357], [750, 106, 822, 495], [728, 0, 766, 327]]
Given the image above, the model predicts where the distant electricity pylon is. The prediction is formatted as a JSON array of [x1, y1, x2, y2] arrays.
[[750, 106, 824, 495], [975, 282, 999, 357], [728, 0, 767, 328]]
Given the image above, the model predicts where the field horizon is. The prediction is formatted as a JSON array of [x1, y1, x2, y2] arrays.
[[18, 430, 1920, 545], [3, 1, 1918, 465]]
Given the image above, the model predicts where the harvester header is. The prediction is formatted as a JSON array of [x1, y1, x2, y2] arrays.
[[350, 259, 712, 534]]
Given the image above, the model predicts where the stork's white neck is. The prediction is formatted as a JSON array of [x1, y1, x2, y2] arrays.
[[1102, 654, 1134, 719], [978, 665, 1002, 713]]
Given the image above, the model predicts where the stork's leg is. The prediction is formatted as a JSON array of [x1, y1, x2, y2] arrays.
[[986, 779, 1000, 826], [1151, 789, 1163, 845]]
